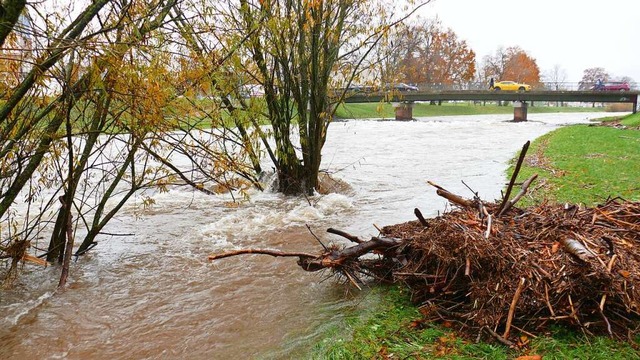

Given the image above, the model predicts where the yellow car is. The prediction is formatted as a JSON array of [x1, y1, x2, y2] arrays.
[[492, 81, 531, 92]]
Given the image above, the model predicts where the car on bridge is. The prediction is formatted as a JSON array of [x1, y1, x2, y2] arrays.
[[492, 81, 531, 92], [592, 82, 630, 91], [383, 82, 419, 92]]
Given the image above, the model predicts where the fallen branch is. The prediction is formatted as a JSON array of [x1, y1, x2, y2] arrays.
[[559, 238, 595, 262], [482, 326, 514, 347], [598, 306, 613, 337], [484, 213, 492, 239], [298, 236, 404, 272], [208, 233, 404, 274], [208, 249, 317, 261], [504, 277, 527, 339], [23, 254, 48, 267], [414, 208, 429, 227], [427, 181, 473, 208], [336, 236, 402, 258], [306, 224, 328, 250], [434, 188, 473, 208], [327, 228, 364, 244], [498, 174, 538, 216], [497, 141, 530, 215]]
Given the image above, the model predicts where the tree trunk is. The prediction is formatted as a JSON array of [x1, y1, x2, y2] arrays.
[[276, 159, 305, 195], [47, 204, 69, 263], [0, 0, 27, 47], [57, 209, 74, 288]]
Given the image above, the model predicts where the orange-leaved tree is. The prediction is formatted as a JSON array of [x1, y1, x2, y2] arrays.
[[482, 46, 541, 87], [385, 17, 476, 87]]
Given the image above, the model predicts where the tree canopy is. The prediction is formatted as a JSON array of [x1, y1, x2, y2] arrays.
[[482, 46, 541, 86], [382, 17, 476, 87], [0, 0, 262, 284]]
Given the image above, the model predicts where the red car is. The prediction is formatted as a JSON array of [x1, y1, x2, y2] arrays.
[[593, 82, 631, 91]]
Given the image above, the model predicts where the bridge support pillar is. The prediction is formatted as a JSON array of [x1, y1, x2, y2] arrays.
[[513, 101, 528, 122], [392, 102, 414, 120]]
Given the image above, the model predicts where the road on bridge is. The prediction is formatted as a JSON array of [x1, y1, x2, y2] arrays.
[[342, 90, 639, 114]]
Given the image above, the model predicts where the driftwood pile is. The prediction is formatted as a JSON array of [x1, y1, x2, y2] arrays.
[[209, 143, 640, 342], [382, 197, 640, 342]]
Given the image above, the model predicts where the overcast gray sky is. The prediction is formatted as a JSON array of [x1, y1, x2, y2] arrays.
[[421, 0, 639, 84]]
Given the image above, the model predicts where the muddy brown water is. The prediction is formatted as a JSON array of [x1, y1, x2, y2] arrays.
[[0, 113, 615, 359]]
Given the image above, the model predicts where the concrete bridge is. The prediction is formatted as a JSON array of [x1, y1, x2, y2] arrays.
[[342, 90, 639, 121]]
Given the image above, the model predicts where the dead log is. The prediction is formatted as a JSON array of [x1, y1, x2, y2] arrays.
[[427, 181, 473, 208], [208, 234, 404, 273], [298, 235, 403, 271], [208, 249, 317, 261], [304, 236, 402, 267]]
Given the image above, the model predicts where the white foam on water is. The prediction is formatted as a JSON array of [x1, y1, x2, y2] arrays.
[[2, 291, 54, 326], [198, 192, 354, 247]]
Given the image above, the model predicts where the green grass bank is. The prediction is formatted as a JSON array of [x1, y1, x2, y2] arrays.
[[311, 287, 639, 359], [311, 112, 640, 359], [515, 113, 640, 206]]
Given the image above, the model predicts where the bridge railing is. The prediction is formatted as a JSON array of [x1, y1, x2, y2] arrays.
[[414, 81, 637, 92]]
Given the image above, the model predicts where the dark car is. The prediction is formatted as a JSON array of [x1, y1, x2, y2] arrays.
[[592, 82, 631, 91], [383, 82, 419, 92]]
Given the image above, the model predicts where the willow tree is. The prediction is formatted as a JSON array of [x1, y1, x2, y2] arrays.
[[0, 0, 188, 285], [0, 0, 258, 285], [229, 0, 347, 195], [205, 0, 428, 195]]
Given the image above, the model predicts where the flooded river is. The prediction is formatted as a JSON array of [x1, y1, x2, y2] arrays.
[[0, 112, 614, 359]]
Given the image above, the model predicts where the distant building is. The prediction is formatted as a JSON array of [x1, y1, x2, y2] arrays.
[[0, 11, 34, 93]]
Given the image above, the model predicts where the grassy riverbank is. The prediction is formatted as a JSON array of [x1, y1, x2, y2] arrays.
[[311, 112, 640, 359], [312, 287, 639, 359], [335, 102, 608, 119], [516, 112, 640, 206]]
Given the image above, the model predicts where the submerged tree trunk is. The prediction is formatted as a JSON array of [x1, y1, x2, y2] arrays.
[[57, 202, 74, 288], [47, 202, 70, 263], [276, 161, 304, 195]]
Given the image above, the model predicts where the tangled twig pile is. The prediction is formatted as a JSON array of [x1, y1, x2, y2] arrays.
[[382, 197, 640, 342]]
